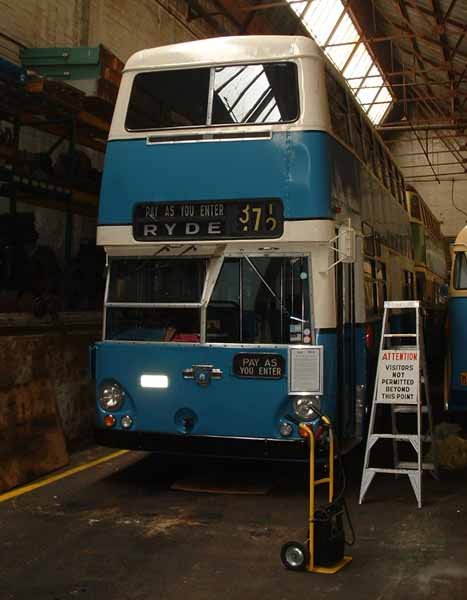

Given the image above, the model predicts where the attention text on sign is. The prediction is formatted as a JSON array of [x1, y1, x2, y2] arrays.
[[377, 350, 419, 404]]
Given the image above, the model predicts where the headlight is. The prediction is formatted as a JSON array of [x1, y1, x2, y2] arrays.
[[292, 396, 318, 420], [279, 421, 293, 437], [99, 381, 125, 411]]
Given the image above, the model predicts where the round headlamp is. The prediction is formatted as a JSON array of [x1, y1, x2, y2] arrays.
[[99, 381, 125, 411], [292, 396, 317, 421]]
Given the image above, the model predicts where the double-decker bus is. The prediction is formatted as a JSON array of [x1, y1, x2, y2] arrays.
[[406, 187, 448, 310], [446, 225, 467, 411], [405, 187, 449, 353], [92, 35, 413, 459]]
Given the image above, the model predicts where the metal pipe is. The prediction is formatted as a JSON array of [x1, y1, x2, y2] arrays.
[[378, 123, 467, 132], [399, 160, 467, 169]]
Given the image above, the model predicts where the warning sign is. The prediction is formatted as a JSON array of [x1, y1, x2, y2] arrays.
[[377, 349, 419, 404]]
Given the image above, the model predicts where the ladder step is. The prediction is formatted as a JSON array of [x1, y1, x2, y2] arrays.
[[396, 461, 435, 471], [364, 467, 421, 475], [384, 301, 420, 309], [370, 433, 418, 441], [376, 399, 418, 405], [393, 406, 428, 414], [383, 333, 417, 338]]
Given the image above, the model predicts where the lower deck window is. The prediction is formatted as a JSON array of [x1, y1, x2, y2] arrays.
[[107, 307, 201, 342], [364, 258, 387, 316], [207, 256, 311, 344], [104, 255, 311, 344]]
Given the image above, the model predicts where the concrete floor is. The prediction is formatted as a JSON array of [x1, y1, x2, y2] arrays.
[[1, 444, 466, 600]]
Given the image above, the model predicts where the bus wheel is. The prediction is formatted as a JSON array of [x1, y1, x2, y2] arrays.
[[280, 541, 308, 571]]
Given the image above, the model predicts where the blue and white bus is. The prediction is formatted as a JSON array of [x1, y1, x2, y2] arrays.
[[446, 226, 467, 411], [92, 36, 413, 459]]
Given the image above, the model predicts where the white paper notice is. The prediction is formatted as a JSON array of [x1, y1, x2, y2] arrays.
[[289, 346, 323, 394], [377, 349, 419, 404]]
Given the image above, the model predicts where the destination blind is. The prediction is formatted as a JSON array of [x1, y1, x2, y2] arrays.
[[133, 199, 283, 241]]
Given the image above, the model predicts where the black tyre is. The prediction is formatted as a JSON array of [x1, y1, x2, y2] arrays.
[[280, 541, 308, 571]]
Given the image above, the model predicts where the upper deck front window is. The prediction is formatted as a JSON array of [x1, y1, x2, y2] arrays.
[[453, 252, 467, 290], [125, 62, 299, 131]]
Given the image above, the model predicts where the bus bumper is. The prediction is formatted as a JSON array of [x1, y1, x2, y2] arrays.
[[94, 428, 308, 461]]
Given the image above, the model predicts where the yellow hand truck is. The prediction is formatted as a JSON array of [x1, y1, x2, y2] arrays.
[[280, 416, 352, 574]]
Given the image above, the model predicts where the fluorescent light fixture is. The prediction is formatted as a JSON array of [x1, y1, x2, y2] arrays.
[[140, 374, 169, 388]]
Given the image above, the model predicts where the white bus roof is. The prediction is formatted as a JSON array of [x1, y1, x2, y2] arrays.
[[124, 35, 321, 71]]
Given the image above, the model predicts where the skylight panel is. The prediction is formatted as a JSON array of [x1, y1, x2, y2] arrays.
[[356, 81, 380, 107], [289, 1, 308, 17], [304, 0, 344, 45], [367, 87, 392, 123], [343, 43, 372, 80], [321, 13, 359, 69], [286, 0, 393, 125]]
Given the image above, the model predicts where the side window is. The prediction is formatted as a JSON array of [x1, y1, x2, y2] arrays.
[[403, 270, 414, 300], [410, 194, 422, 221], [387, 157, 397, 198], [377, 143, 388, 188], [362, 122, 375, 171], [326, 70, 351, 146], [416, 271, 426, 300], [349, 103, 364, 160], [375, 261, 387, 311], [362, 222, 375, 256], [364, 259, 377, 316], [397, 172, 405, 207], [364, 259, 387, 316], [372, 133, 382, 181]]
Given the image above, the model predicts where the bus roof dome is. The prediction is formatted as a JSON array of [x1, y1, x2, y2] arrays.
[[455, 225, 467, 247], [124, 35, 321, 72]]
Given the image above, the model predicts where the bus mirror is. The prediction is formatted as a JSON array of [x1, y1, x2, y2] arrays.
[[338, 224, 356, 264], [440, 284, 449, 300], [322, 221, 357, 273]]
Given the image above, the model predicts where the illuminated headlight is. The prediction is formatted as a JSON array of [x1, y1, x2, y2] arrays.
[[99, 381, 125, 411], [280, 421, 293, 437], [140, 374, 169, 389], [292, 396, 318, 421]]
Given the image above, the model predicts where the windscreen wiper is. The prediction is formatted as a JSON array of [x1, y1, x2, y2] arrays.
[[244, 256, 306, 323]]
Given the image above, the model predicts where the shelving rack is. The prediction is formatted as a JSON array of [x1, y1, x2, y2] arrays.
[[0, 54, 115, 263]]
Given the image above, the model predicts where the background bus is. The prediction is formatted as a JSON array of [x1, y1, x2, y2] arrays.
[[405, 186, 449, 357], [446, 225, 467, 411], [92, 35, 413, 459]]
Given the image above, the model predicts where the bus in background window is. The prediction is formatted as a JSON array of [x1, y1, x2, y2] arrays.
[[446, 225, 467, 411], [405, 187, 449, 355], [92, 36, 413, 460]]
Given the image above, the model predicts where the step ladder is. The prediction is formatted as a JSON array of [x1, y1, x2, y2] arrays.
[[359, 301, 438, 508]]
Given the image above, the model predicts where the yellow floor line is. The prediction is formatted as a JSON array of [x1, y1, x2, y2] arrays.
[[0, 449, 129, 504]]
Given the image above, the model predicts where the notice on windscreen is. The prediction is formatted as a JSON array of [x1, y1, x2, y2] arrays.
[[289, 346, 323, 395], [377, 350, 419, 404]]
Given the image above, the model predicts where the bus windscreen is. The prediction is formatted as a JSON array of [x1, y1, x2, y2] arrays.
[[125, 62, 299, 131]]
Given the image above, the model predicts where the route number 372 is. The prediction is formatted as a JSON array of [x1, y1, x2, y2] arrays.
[[238, 203, 278, 233]]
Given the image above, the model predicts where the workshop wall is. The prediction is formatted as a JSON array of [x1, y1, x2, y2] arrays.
[[1, 0, 231, 65], [391, 135, 467, 240]]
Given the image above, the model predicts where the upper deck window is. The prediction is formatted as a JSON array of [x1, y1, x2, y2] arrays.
[[409, 195, 422, 221], [125, 62, 299, 131]]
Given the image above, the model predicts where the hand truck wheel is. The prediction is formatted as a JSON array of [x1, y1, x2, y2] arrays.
[[280, 541, 309, 571]]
